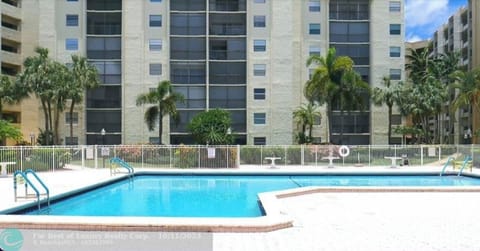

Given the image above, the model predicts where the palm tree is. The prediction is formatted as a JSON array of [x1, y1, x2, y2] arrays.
[[304, 47, 354, 142], [292, 102, 321, 144], [17, 47, 56, 144], [333, 70, 370, 144], [372, 77, 402, 145], [406, 47, 433, 84], [451, 68, 480, 143], [66, 55, 100, 144], [136, 80, 184, 144], [0, 74, 28, 120]]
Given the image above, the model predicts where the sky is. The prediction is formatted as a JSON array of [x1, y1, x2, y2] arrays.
[[405, 0, 468, 42]]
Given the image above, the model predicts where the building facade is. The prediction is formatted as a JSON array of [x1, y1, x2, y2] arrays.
[[430, 0, 480, 144], [2, 0, 405, 146]]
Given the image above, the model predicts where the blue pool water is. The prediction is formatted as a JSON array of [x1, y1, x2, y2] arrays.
[[22, 175, 480, 217]]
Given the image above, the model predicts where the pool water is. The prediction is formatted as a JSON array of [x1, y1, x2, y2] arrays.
[[23, 175, 480, 217]]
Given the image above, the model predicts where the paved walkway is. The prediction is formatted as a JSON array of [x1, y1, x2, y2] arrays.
[[1, 166, 480, 250]]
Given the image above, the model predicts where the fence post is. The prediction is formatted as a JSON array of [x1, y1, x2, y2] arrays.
[[368, 145, 371, 167], [81, 145, 85, 169], [169, 147, 173, 168], [52, 145, 55, 173], [198, 146, 201, 168], [94, 145, 98, 169], [420, 145, 424, 167], [260, 145, 263, 167], [236, 145, 240, 168], [301, 144, 304, 166], [20, 146, 24, 172], [141, 144, 144, 169]]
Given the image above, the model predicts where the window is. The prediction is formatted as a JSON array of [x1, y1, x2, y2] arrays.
[[254, 88, 266, 100], [65, 137, 78, 145], [309, 23, 320, 35], [389, 46, 401, 57], [150, 63, 162, 75], [149, 137, 160, 144], [253, 64, 266, 76], [254, 0, 265, 3], [389, 69, 401, 80], [149, 39, 162, 51], [65, 112, 79, 124], [254, 15, 266, 27], [309, 0, 320, 12], [253, 40, 266, 51], [253, 137, 266, 145], [254, 113, 266, 125], [309, 46, 320, 56], [390, 24, 401, 35], [389, 1, 401, 12], [66, 14, 78, 26], [65, 38, 78, 50], [149, 15, 162, 27]]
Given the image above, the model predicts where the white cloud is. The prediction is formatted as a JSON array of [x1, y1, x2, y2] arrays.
[[406, 34, 423, 43], [405, 0, 449, 28]]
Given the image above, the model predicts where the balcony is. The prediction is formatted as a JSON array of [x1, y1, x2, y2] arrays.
[[1, 27, 21, 42], [1, 2, 21, 20], [1, 50, 21, 66]]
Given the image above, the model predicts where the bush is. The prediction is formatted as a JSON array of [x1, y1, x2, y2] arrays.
[[174, 146, 237, 168]]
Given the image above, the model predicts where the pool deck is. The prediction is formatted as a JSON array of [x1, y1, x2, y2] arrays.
[[1, 165, 480, 250]]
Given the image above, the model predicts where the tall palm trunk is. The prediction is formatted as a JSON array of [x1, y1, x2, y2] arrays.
[[69, 101, 75, 142], [327, 103, 333, 143], [158, 106, 163, 145], [387, 106, 392, 145]]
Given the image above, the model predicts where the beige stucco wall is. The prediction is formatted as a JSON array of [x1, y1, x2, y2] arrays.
[[370, 0, 405, 144]]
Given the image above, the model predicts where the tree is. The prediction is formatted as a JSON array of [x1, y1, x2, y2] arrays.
[[293, 102, 321, 144], [304, 47, 354, 142], [0, 74, 28, 120], [187, 109, 234, 145], [396, 77, 448, 144], [451, 68, 480, 143], [372, 77, 402, 144], [332, 69, 370, 144], [17, 47, 56, 145], [0, 119, 23, 144], [66, 55, 100, 144], [136, 80, 184, 144]]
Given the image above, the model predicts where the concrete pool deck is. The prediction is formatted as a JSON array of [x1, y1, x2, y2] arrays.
[[1, 165, 480, 250]]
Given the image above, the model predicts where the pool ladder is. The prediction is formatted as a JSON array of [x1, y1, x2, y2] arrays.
[[439, 156, 472, 176], [13, 169, 50, 210], [439, 157, 455, 176], [109, 157, 134, 177], [458, 156, 473, 176]]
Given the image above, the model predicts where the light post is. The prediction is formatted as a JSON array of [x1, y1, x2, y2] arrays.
[[464, 128, 472, 144], [29, 132, 35, 146], [101, 128, 106, 168]]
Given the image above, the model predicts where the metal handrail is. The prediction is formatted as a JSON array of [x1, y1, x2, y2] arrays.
[[439, 156, 455, 176], [458, 156, 473, 176], [13, 170, 50, 210], [110, 157, 134, 175]]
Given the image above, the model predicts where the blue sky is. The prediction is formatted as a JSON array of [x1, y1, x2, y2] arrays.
[[405, 0, 467, 42]]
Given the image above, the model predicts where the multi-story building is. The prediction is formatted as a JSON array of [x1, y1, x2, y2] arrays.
[[1, 0, 405, 146], [1, 0, 40, 145], [429, 0, 479, 144]]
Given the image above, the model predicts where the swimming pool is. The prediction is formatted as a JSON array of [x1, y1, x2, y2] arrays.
[[17, 174, 480, 217]]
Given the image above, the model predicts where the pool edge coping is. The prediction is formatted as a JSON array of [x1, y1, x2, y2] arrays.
[[1, 169, 480, 232]]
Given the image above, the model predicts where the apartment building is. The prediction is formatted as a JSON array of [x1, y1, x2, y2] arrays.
[[1, 0, 404, 146], [430, 0, 480, 144]]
